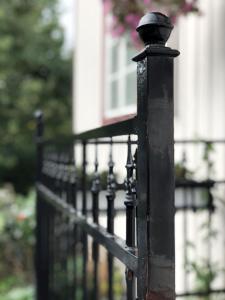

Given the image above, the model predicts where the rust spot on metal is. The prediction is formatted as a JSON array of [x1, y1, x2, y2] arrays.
[[125, 269, 134, 281], [146, 291, 173, 300]]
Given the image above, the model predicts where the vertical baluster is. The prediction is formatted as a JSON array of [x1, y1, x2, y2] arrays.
[[48, 152, 54, 299], [82, 141, 88, 300], [46, 153, 51, 188], [46, 200, 50, 300], [48, 203, 54, 300], [54, 152, 61, 296], [66, 151, 73, 300], [181, 150, 189, 292], [42, 153, 52, 299], [55, 153, 61, 197], [91, 141, 100, 300], [53, 153, 58, 191], [62, 153, 68, 202], [207, 188, 214, 293], [58, 153, 64, 199], [41, 154, 46, 185], [47, 153, 52, 188], [71, 145, 78, 299], [55, 152, 60, 293], [106, 139, 116, 300], [52, 153, 58, 193], [65, 153, 71, 300], [48, 153, 52, 189], [42, 152, 48, 187], [124, 136, 136, 299], [71, 146, 77, 210], [51, 153, 58, 298], [42, 153, 47, 186], [60, 153, 69, 300]]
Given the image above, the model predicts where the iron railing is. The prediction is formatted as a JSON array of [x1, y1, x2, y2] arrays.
[[175, 140, 225, 298], [34, 11, 225, 300], [35, 12, 179, 300]]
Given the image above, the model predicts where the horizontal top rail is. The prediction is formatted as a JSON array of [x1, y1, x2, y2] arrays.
[[43, 116, 137, 146], [75, 116, 137, 140]]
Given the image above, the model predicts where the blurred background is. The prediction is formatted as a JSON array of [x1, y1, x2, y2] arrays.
[[0, 0, 225, 299], [0, 0, 74, 299]]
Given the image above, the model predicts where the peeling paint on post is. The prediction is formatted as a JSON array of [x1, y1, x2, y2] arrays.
[[133, 12, 180, 299]]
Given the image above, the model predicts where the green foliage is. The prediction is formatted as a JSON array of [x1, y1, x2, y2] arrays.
[[175, 162, 193, 180], [186, 214, 224, 298], [203, 142, 215, 177], [0, 187, 35, 290], [0, 285, 34, 300], [113, 265, 125, 297], [0, 0, 72, 193], [187, 259, 218, 294]]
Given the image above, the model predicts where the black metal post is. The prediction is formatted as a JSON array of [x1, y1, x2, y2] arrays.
[[134, 12, 179, 300]]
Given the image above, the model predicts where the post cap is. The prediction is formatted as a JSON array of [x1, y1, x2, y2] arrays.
[[34, 110, 43, 120], [136, 12, 173, 46]]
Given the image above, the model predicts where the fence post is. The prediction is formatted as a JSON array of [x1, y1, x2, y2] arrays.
[[35, 110, 44, 183], [34, 110, 48, 300], [134, 13, 179, 299]]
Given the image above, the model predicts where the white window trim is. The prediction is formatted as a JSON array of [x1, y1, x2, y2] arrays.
[[104, 32, 137, 119]]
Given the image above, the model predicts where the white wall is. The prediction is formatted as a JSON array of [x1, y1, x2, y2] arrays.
[[176, 0, 225, 139], [73, 0, 104, 133], [74, 0, 225, 140]]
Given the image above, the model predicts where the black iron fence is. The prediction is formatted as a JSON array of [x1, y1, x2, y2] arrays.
[[174, 140, 225, 299], [35, 129, 225, 300], [35, 12, 179, 300], [34, 12, 225, 300]]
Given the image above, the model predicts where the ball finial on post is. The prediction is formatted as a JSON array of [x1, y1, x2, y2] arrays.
[[136, 12, 173, 46]]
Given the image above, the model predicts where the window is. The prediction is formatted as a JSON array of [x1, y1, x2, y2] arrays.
[[105, 26, 179, 120], [105, 35, 137, 118]]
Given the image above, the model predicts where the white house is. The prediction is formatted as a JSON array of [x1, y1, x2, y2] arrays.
[[73, 0, 225, 296], [73, 0, 225, 139]]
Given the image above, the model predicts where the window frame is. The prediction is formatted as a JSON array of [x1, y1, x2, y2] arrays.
[[104, 33, 137, 119]]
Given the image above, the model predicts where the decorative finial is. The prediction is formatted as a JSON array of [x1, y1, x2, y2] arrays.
[[34, 110, 43, 120], [136, 12, 173, 46]]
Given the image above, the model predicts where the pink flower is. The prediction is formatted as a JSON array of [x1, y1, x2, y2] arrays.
[[125, 13, 140, 28], [111, 24, 126, 37], [143, 0, 152, 5], [17, 213, 26, 221], [103, 0, 112, 14], [181, 1, 195, 14], [103, 0, 200, 48], [170, 13, 179, 24]]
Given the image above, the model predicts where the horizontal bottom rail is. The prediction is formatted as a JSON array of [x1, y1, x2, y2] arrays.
[[36, 183, 138, 275]]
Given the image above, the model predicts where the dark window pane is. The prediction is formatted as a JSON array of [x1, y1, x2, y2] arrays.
[[126, 40, 136, 65], [111, 43, 119, 74], [125, 71, 136, 105], [110, 79, 119, 109]]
